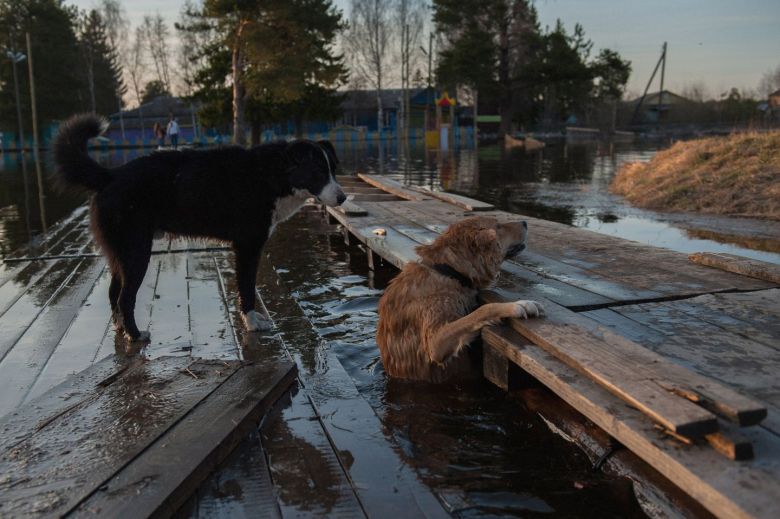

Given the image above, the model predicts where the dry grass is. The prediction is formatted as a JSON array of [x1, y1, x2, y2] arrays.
[[611, 131, 780, 220]]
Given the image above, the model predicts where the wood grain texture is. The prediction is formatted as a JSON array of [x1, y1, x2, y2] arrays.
[[357, 173, 429, 201], [480, 290, 766, 432], [0, 357, 235, 517], [482, 326, 780, 519], [689, 252, 780, 284], [73, 360, 297, 518]]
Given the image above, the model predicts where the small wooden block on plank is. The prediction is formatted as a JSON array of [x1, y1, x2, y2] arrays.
[[0, 355, 295, 518], [407, 185, 495, 211], [334, 200, 368, 217], [689, 252, 780, 285], [357, 173, 428, 201], [480, 290, 767, 434]]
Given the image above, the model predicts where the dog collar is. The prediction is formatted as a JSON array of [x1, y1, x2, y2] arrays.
[[431, 263, 474, 289]]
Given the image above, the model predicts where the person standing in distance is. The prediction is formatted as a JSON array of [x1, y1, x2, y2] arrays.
[[167, 116, 180, 150]]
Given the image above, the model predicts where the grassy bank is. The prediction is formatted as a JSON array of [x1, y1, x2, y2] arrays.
[[611, 131, 780, 220]]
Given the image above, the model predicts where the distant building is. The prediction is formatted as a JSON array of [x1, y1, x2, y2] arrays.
[[626, 90, 692, 123], [339, 88, 463, 132], [107, 95, 201, 142]]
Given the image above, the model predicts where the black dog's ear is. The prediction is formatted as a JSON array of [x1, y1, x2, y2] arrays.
[[285, 140, 315, 165], [318, 140, 339, 167]]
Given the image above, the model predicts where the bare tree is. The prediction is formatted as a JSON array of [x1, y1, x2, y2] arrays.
[[394, 0, 425, 138], [175, 0, 212, 97], [127, 26, 147, 105], [758, 64, 780, 98], [142, 14, 172, 92], [345, 0, 394, 132], [99, 0, 129, 137], [126, 26, 148, 137]]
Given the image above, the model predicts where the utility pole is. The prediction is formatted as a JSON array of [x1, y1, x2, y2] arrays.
[[631, 41, 668, 125], [657, 42, 667, 122], [26, 32, 46, 234]]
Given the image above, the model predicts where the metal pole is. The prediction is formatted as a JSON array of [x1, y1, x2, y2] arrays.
[[26, 32, 46, 234], [10, 56, 24, 151]]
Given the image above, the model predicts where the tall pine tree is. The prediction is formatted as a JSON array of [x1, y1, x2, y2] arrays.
[[181, 0, 347, 144], [0, 0, 84, 134]]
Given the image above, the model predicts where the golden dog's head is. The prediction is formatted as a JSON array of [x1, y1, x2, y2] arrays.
[[416, 216, 528, 288]]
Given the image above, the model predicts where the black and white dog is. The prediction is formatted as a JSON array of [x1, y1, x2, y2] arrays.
[[52, 114, 346, 341]]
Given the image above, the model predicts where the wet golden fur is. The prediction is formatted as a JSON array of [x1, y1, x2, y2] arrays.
[[377, 216, 543, 382]]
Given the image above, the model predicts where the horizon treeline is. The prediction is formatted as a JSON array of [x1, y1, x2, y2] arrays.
[[0, 0, 778, 140]]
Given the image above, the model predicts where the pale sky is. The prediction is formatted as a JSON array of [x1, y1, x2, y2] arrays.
[[70, 0, 780, 98]]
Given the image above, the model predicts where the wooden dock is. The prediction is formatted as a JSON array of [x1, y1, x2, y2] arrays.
[[0, 207, 449, 518], [327, 173, 780, 519]]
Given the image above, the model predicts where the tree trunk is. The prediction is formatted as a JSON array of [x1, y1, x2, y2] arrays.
[[232, 23, 246, 146], [293, 113, 303, 138], [497, 20, 511, 137], [377, 90, 383, 133], [250, 118, 261, 145]]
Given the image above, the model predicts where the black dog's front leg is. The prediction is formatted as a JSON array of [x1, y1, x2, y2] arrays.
[[234, 242, 272, 332]]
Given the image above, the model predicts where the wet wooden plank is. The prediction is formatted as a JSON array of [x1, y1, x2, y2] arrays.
[[583, 306, 780, 438], [23, 266, 112, 403], [651, 291, 780, 352], [0, 357, 236, 517], [374, 200, 645, 304], [349, 193, 403, 202], [581, 302, 780, 436], [357, 173, 428, 201], [187, 252, 241, 360], [0, 221, 96, 316], [92, 256, 162, 362], [191, 430, 281, 519], [481, 290, 766, 432], [146, 253, 193, 358], [0, 258, 105, 418], [253, 252, 449, 519], [400, 198, 774, 296], [73, 359, 297, 518], [261, 389, 367, 518], [690, 252, 780, 284], [0, 354, 142, 454], [335, 200, 369, 217], [308, 351, 450, 519], [482, 326, 780, 519], [407, 185, 495, 211]]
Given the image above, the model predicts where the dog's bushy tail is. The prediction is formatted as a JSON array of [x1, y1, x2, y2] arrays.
[[52, 114, 111, 192]]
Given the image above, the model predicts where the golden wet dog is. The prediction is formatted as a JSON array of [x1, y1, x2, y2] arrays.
[[377, 216, 543, 382]]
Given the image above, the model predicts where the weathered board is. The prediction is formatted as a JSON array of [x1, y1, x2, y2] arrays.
[[482, 326, 780, 519], [480, 290, 766, 432], [324, 173, 780, 519], [0, 355, 296, 518], [690, 252, 780, 284]]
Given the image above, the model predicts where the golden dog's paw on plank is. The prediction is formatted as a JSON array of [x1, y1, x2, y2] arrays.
[[512, 300, 544, 319]]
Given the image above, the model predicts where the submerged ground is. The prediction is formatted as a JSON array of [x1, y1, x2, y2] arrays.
[[1, 137, 778, 515]]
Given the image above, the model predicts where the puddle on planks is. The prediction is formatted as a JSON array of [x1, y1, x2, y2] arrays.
[[258, 208, 648, 518]]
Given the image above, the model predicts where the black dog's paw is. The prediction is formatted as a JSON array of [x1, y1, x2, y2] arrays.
[[125, 330, 151, 343], [242, 310, 273, 332]]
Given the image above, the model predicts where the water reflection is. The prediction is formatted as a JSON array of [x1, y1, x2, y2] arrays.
[[336, 138, 780, 264], [261, 208, 647, 517]]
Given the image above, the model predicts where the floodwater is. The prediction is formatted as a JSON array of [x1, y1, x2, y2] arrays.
[[2, 138, 775, 516]]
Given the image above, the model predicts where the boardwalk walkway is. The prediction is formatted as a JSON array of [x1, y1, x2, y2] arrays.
[[0, 207, 448, 518], [327, 173, 780, 519]]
